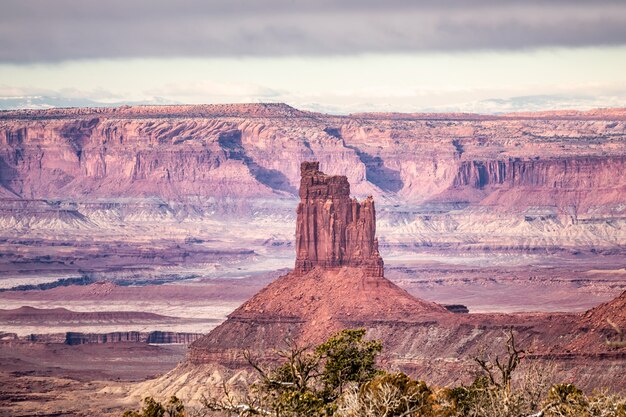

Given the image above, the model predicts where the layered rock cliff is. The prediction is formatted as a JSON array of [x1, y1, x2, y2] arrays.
[[445, 156, 626, 211], [1, 104, 624, 206], [1, 104, 625, 258], [20, 330, 202, 345], [295, 161, 383, 276]]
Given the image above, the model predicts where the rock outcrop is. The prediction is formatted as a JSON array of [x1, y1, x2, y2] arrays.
[[179, 160, 625, 394], [295, 162, 383, 276], [188, 266, 447, 366], [446, 156, 626, 211], [19, 330, 203, 345], [188, 163, 446, 365]]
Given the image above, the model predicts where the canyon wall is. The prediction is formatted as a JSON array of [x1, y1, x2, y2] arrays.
[[19, 331, 202, 345], [1, 104, 625, 254], [2, 104, 624, 206]]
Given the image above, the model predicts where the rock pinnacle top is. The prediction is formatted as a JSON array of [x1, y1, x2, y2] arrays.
[[295, 162, 384, 277]]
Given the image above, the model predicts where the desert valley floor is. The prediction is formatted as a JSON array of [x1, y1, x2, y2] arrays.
[[2, 252, 625, 416]]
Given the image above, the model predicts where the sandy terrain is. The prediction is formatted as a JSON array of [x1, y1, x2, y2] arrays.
[[0, 343, 187, 416]]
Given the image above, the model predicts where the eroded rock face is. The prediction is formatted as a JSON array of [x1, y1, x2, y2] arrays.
[[295, 161, 383, 276], [188, 164, 445, 366], [188, 266, 448, 366], [1, 104, 625, 252], [1, 104, 625, 209], [21, 331, 202, 345], [179, 152, 626, 393]]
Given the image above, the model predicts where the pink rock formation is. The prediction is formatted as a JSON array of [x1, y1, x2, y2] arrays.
[[295, 161, 383, 276], [184, 159, 626, 392], [0, 103, 625, 265], [1, 104, 625, 210]]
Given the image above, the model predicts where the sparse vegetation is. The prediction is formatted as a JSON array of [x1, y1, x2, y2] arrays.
[[123, 395, 185, 417], [125, 329, 626, 417], [606, 319, 626, 348]]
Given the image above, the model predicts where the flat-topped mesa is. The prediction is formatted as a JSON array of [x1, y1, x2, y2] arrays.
[[295, 162, 384, 277]]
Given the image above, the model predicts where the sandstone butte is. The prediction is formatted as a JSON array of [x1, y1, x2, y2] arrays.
[[295, 161, 384, 277], [165, 162, 626, 399]]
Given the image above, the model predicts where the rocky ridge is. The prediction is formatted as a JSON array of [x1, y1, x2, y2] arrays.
[[7, 330, 203, 345], [0, 305, 171, 322]]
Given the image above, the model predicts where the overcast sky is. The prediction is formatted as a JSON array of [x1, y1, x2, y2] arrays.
[[1, 0, 625, 113]]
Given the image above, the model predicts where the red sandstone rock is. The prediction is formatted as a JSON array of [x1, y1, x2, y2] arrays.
[[295, 161, 383, 276], [183, 160, 625, 391], [188, 167, 446, 365], [1, 104, 625, 213], [569, 290, 626, 351]]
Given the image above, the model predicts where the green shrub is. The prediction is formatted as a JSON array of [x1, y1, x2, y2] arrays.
[[125, 330, 626, 417], [316, 328, 383, 400], [123, 396, 184, 417]]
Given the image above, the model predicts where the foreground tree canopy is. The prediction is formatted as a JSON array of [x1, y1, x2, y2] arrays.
[[125, 329, 626, 417]]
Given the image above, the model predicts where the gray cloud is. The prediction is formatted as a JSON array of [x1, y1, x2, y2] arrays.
[[1, 0, 626, 62]]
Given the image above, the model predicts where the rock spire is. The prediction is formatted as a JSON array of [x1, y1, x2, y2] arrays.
[[295, 161, 384, 276]]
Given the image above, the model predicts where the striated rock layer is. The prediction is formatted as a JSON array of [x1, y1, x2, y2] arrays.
[[295, 162, 383, 276], [1, 104, 625, 208], [18, 330, 202, 345], [1, 103, 625, 253], [188, 267, 447, 366]]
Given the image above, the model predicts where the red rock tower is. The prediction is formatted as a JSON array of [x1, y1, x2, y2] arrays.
[[295, 161, 384, 277]]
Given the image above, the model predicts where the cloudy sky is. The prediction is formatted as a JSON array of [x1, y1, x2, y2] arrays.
[[1, 0, 626, 113]]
